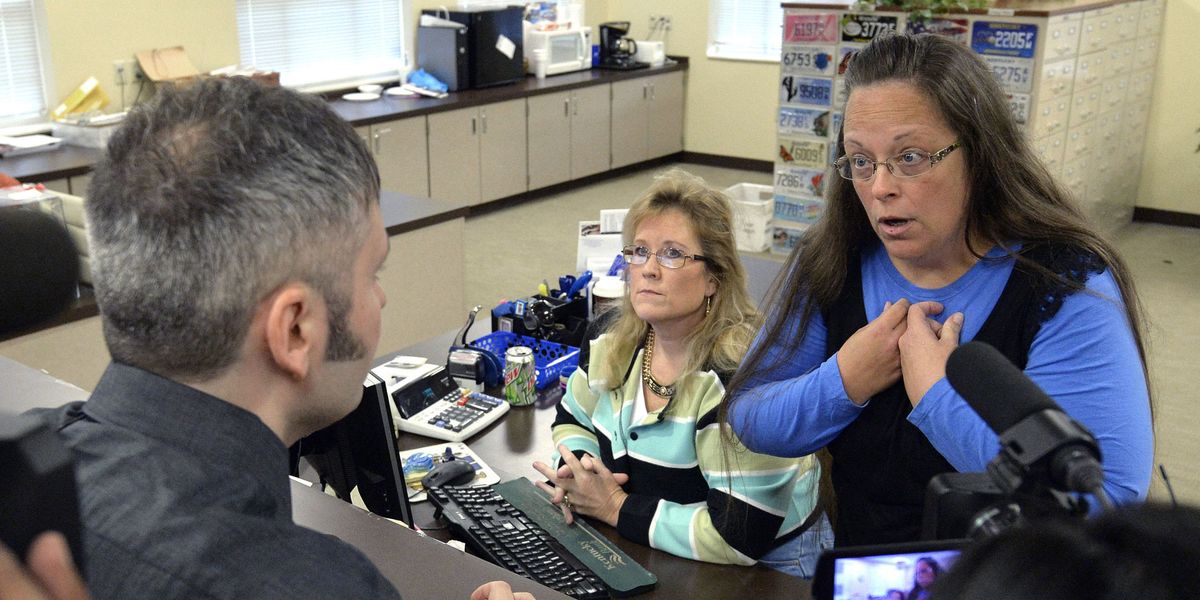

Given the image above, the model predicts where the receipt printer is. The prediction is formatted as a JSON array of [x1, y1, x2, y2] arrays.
[[448, 348, 489, 392]]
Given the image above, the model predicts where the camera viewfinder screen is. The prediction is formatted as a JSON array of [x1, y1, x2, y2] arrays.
[[832, 549, 960, 600]]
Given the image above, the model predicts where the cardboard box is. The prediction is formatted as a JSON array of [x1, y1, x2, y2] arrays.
[[136, 47, 201, 84], [725, 183, 774, 253]]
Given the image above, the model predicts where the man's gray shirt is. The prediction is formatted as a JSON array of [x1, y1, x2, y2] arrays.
[[33, 362, 401, 599]]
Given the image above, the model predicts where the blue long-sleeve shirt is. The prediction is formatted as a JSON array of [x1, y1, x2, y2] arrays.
[[730, 244, 1153, 506]]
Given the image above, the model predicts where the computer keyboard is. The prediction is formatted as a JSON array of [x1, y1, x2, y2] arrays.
[[429, 480, 656, 599], [430, 485, 607, 599]]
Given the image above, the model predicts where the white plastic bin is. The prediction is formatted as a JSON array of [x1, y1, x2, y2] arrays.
[[724, 183, 774, 253]]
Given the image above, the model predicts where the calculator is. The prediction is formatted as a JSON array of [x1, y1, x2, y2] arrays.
[[386, 367, 510, 442]]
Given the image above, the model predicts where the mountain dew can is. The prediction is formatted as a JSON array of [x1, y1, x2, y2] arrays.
[[503, 346, 536, 406]]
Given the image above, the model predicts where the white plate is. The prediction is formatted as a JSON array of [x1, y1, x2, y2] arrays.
[[385, 86, 419, 98], [342, 92, 381, 102]]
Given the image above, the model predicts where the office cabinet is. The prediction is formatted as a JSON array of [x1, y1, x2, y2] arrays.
[[780, 0, 1165, 234], [611, 71, 685, 169], [527, 84, 612, 189], [429, 99, 527, 205], [40, 175, 90, 198], [356, 117, 429, 199]]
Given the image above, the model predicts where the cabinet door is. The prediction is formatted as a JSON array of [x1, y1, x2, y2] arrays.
[[610, 78, 649, 169], [647, 71, 684, 159], [570, 84, 611, 179], [355, 125, 372, 149], [374, 117, 429, 198], [479, 99, 528, 203], [428, 106, 481, 204], [527, 91, 572, 190]]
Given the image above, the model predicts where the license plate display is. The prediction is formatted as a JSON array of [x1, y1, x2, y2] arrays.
[[783, 13, 839, 44], [908, 18, 969, 43], [774, 194, 825, 224], [778, 107, 834, 138], [778, 137, 829, 170], [1008, 93, 1031, 124], [780, 75, 834, 107], [972, 21, 1038, 58], [841, 14, 899, 43], [781, 44, 836, 76], [774, 164, 827, 198], [986, 55, 1035, 93], [837, 45, 862, 75]]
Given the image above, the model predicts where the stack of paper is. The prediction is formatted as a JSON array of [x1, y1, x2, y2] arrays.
[[0, 134, 62, 158]]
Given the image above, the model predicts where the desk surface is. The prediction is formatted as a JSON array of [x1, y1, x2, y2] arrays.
[[381, 253, 810, 600], [290, 478, 569, 600]]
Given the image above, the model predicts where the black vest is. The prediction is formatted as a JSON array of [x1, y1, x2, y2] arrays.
[[821, 244, 1103, 546]]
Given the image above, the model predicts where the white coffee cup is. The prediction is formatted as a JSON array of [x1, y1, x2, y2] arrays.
[[531, 48, 548, 79], [358, 84, 383, 94], [591, 276, 626, 316]]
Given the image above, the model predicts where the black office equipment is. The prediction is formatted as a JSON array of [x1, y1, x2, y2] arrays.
[[429, 478, 656, 599], [492, 294, 588, 348], [597, 22, 648, 71], [421, 459, 476, 488], [0, 208, 79, 336], [421, 6, 524, 89], [417, 24, 469, 92], [0, 413, 84, 569], [917, 341, 1101, 540], [291, 373, 415, 528]]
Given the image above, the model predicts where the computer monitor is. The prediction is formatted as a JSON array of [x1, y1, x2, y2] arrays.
[[290, 371, 414, 528]]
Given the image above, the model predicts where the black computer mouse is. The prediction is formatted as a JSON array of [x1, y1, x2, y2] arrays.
[[421, 460, 476, 488]]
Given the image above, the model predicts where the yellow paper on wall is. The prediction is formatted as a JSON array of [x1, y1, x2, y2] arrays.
[[51, 77, 110, 121]]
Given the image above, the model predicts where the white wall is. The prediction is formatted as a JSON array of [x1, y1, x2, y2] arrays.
[[23, 0, 1200, 216], [1136, 0, 1200, 215]]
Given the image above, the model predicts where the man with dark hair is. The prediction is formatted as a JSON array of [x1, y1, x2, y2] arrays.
[[27, 78, 529, 600]]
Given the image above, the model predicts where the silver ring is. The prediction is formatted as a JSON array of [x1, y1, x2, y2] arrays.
[[561, 493, 573, 510]]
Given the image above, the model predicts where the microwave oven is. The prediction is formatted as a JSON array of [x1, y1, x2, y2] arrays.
[[525, 27, 591, 76]]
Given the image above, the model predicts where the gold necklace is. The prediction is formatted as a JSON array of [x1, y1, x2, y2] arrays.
[[642, 329, 676, 399]]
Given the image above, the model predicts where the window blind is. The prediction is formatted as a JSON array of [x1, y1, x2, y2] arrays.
[[707, 0, 783, 62], [0, 0, 48, 123], [236, 0, 408, 91]]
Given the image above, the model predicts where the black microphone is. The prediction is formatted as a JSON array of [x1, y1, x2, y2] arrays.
[[946, 341, 1106, 499], [0, 209, 80, 336]]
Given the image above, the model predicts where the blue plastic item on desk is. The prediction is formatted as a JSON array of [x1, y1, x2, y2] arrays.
[[408, 69, 448, 93], [607, 253, 627, 276], [566, 270, 592, 299], [469, 332, 580, 390]]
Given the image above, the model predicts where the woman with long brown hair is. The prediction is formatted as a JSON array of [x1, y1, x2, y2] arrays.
[[726, 33, 1153, 546]]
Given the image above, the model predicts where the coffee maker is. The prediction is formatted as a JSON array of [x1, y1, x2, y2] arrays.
[[598, 22, 649, 70]]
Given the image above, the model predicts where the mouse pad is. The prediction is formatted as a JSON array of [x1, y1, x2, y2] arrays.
[[400, 442, 499, 502]]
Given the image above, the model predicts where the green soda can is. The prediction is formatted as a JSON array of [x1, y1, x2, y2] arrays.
[[503, 346, 537, 406]]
